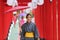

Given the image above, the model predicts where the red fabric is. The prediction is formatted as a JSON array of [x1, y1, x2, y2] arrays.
[[3, 0, 31, 3], [32, 5, 44, 38], [58, 0, 60, 40], [0, 12, 3, 40], [4, 5, 13, 39], [53, 0, 57, 40], [0, 7, 3, 40], [0, 1, 4, 40], [32, 0, 57, 40], [43, 0, 53, 40]]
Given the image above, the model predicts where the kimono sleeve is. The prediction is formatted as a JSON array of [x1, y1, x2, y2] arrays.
[[34, 24, 39, 38], [21, 25, 25, 40]]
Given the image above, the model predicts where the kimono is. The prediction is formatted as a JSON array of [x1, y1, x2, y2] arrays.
[[8, 14, 20, 40], [8, 19, 19, 40], [21, 22, 39, 40]]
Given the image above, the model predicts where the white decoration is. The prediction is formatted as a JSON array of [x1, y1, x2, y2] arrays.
[[28, 2, 32, 8], [7, 0, 14, 6], [28, 2, 37, 9], [32, 2, 37, 9], [23, 8, 32, 13], [25, 8, 31, 13], [7, 0, 18, 6], [38, 0, 44, 5], [32, 0, 44, 5], [32, 0, 38, 3]]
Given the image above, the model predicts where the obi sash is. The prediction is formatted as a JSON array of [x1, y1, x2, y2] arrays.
[[25, 32, 34, 38]]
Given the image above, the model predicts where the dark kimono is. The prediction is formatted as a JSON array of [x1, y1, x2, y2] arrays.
[[21, 22, 39, 40]]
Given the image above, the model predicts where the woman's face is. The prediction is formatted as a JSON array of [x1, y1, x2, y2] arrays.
[[27, 15, 32, 23]]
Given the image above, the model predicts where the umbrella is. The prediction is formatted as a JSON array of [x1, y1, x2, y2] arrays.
[[5, 6, 29, 13]]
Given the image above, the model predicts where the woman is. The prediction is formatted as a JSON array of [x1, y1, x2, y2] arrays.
[[21, 14, 39, 40]]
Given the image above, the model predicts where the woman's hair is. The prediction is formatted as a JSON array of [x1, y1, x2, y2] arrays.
[[26, 14, 32, 18], [14, 14, 16, 16]]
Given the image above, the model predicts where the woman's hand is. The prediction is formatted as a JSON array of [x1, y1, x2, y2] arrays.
[[38, 38, 40, 40]]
